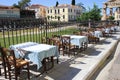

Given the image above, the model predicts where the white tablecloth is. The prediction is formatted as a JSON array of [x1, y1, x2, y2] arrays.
[[94, 31, 103, 38], [115, 26, 120, 31], [105, 28, 111, 33], [10, 42, 59, 69], [62, 35, 88, 48]]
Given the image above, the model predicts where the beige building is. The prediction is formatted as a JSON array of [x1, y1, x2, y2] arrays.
[[26, 4, 48, 19], [46, 4, 82, 22], [114, 7, 120, 20], [0, 5, 20, 18], [102, 0, 120, 20]]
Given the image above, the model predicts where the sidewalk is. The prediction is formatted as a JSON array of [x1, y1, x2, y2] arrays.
[[96, 40, 120, 80], [108, 42, 120, 80]]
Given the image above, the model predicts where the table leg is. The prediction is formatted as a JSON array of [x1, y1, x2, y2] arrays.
[[51, 56, 54, 67], [43, 58, 46, 72], [0, 68, 1, 76], [57, 57, 59, 64]]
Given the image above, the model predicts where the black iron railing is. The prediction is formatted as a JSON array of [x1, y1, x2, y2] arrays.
[[0, 18, 77, 47], [0, 18, 119, 48]]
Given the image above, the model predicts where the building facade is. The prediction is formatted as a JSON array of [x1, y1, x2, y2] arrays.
[[102, 0, 120, 20], [114, 8, 120, 20], [26, 4, 48, 19], [0, 5, 20, 18], [46, 4, 82, 22]]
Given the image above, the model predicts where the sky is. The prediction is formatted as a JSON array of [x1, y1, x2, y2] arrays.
[[0, 0, 107, 9]]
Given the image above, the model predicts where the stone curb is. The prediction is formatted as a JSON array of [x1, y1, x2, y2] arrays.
[[83, 39, 118, 80]]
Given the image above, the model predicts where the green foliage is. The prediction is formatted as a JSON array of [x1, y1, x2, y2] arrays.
[[56, 1, 59, 7], [77, 12, 89, 21], [71, 0, 75, 5], [13, 0, 31, 9], [76, 2, 86, 13], [13, 3, 20, 8], [108, 16, 114, 20], [89, 4, 101, 21], [78, 4, 101, 21]]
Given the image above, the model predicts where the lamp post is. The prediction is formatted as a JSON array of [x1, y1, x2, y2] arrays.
[[88, 19, 91, 28]]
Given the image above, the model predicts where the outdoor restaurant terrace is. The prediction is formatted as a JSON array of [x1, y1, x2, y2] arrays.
[[0, 18, 120, 80]]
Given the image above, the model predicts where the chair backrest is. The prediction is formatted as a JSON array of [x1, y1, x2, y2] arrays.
[[0, 47, 16, 69], [50, 38, 61, 47], [61, 36, 71, 50], [73, 31, 82, 35], [0, 47, 7, 78], [0, 47, 5, 66], [41, 37, 51, 44], [52, 34, 61, 38], [0, 47, 30, 80]]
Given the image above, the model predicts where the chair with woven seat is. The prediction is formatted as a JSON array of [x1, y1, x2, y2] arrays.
[[0, 47, 30, 80], [0, 56, 7, 77], [0, 57, 2, 76], [0, 50, 7, 79], [41, 37, 51, 44], [50, 38, 61, 52], [88, 35, 99, 44], [61, 36, 78, 56], [51, 35, 63, 53]]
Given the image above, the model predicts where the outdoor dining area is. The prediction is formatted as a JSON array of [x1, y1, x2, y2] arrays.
[[0, 20, 120, 80], [0, 35, 89, 80]]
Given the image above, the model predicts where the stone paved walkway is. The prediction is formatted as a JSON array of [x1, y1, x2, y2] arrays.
[[107, 42, 120, 80]]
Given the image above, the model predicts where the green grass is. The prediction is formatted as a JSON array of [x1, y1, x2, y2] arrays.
[[0, 28, 39, 37], [0, 27, 78, 48]]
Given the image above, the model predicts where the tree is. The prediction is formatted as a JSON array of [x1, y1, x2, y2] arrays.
[[56, 1, 59, 7], [77, 12, 89, 21], [71, 0, 75, 5], [76, 2, 86, 13], [13, 0, 31, 9], [89, 4, 101, 21], [13, 3, 20, 8], [78, 3, 101, 21], [108, 16, 114, 20]]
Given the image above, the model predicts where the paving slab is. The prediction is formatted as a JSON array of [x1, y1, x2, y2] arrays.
[[107, 42, 120, 80]]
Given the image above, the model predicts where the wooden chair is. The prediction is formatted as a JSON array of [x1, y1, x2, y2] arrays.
[[41, 37, 51, 44], [41, 38, 60, 72], [88, 36, 99, 44], [0, 47, 30, 80], [52, 34, 61, 39], [0, 49, 7, 78], [51, 38, 62, 55], [73, 31, 82, 35], [46, 38, 61, 64], [51, 35, 63, 53], [61, 36, 78, 56], [0, 57, 2, 76], [102, 31, 111, 37], [81, 42, 88, 51], [0, 56, 8, 77]]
